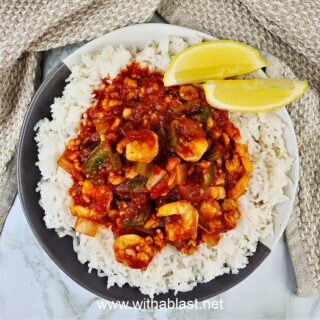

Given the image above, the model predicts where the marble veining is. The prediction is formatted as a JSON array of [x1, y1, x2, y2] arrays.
[[1, 193, 319, 319], [1, 17, 320, 319]]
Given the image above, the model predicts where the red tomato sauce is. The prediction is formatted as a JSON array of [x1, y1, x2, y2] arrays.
[[58, 62, 252, 270]]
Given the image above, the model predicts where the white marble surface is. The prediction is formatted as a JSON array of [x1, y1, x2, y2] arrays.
[[1, 19, 320, 319], [1, 197, 320, 319]]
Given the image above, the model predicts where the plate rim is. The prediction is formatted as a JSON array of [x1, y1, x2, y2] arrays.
[[17, 22, 299, 304], [64, 22, 299, 249]]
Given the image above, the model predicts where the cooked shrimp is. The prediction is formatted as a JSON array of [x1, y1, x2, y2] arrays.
[[176, 138, 208, 162], [82, 180, 113, 209], [198, 198, 223, 233], [169, 118, 208, 162], [117, 129, 159, 163], [199, 198, 222, 220], [157, 200, 199, 241], [70, 180, 112, 219], [113, 234, 156, 270]]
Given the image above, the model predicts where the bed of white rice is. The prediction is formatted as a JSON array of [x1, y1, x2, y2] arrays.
[[34, 37, 292, 297]]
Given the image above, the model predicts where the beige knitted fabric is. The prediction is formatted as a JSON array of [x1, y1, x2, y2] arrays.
[[0, 0, 319, 297], [158, 0, 320, 297], [0, 0, 159, 230]]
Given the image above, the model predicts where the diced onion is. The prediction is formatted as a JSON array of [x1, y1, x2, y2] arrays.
[[146, 168, 167, 190], [74, 217, 99, 237]]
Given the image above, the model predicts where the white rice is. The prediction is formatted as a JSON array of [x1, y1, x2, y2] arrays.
[[35, 37, 292, 297]]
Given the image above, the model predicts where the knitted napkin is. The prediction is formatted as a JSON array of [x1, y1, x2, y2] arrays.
[[158, 0, 320, 297], [0, 0, 319, 297]]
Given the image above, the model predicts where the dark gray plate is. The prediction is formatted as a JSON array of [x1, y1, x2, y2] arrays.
[[17, 25, 274, 306]]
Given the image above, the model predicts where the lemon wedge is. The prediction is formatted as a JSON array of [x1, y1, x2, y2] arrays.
[[203, 79, 308, 112], [163, 40, 267, 86]]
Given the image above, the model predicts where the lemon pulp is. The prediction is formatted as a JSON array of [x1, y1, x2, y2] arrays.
[[164, 40, 267, 86], [203, 79, 308, 112]]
